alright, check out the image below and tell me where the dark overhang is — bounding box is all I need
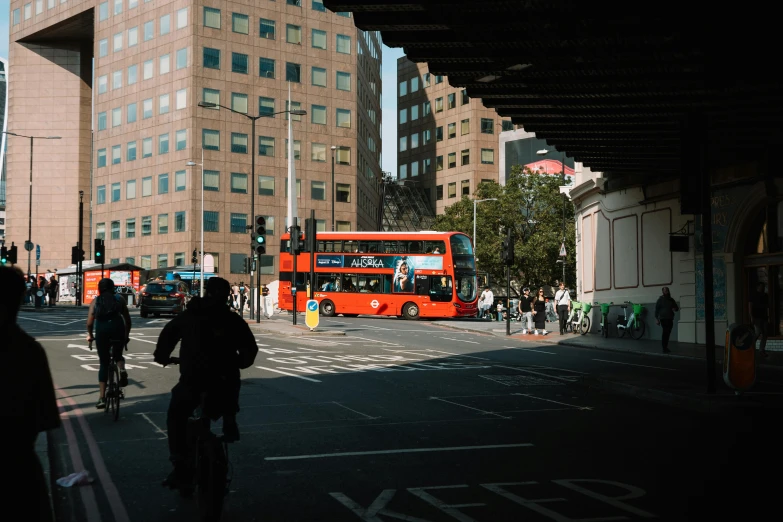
[326,1,783,182]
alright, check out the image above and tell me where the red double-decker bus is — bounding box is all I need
[278,231,478,319]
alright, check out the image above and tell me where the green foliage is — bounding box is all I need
[433,166,576,291]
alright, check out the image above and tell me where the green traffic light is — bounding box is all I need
[255,236,265,244]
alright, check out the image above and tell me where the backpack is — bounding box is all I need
[95,294,122,320]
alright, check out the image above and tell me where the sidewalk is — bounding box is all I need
[246,314,346,336]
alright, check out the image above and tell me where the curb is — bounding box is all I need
[248,324,346,336]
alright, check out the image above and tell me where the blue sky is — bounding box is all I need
[0,4,401,175]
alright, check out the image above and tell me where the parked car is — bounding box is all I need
[139,281,190,318]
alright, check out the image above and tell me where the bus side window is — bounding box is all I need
[415,275,430,295]
[381,274,392,294]
[280,240,291,253]
[408,241,423,254]
[317,274,336,291]
[343,240,356,253]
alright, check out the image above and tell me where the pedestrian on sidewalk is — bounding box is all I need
[262,284,272,318]
[0,266,61,522]
[555,282,572,335]
[47,273,58,307]
[655,286,679,353]
[532,287,549,335]
[478,286,493,320]
[749,282,770,358]
[518,287,535,334]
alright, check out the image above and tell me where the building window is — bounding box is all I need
[232,12,248,34]
[97,76,107,94]
[411,105,419,121]
[230,92,248,113]
[311,67,327,87]
[141,138,152,158]
[111,182,121,202]
[423,158,432,174]
[231,173,248,194]
[481,118,494,134]
[203,129,220,151]
[175,170,187,191]
[423,72,431,87]
[448,182,456,198]
[143,59,153,80]
[258,176,275,196]
[259,57,275,78]
[336,34,351,54]
[140,256,151,269]
[112,70,122,89]
[502,120,514,132]
[126,218,136,239]
[174,253,184,266]
[411,77,419,93]
[312,29,327,49]
[399,108,407,124]
[126,103,137,124]
[142,98,153,119]
[159,133,169,154]
[399,136,407,152]
[204,7,220,29]
[159,93,170,114]
[336,147,351,165]
[98,39,108,57]
[436,75,443,84]
[175,211,186,232]
[284,140,301,160]
[435,126,443,142]
[336,183,351,203]
[142,176,152,196]
[286,24,301,44]
[230,133,248,154]
[111,221,120,240]
[307,180,325,201]
[96,223,105,239]
[127,180,136,200]
[203,88,219,109]
[127,141,137,161]
[462,89,469,105]
[257,96,274,117]
[411,161,419,177]
[177,7,188,29]
[232,53,248,74]
[448,152,456,169]
[399,164,407,179]
[230,213,247,233]
[436,185,443,201]
[286,62,301,82]
[112,145,121,165]
[12,9,20,25]
[422,129,431,145]
[336,71,351,91]
[311,143,327,162]
[312,0,326,12]
[336,221,351,232]
[97,2,108,21]
[176,48,188,69]
[461,180,471,196]
[203,47,220,69]
[160,14,170,35]
[336,108,351,128]
[448,123,456,139]
[259,18,275,39]
[461,149,470,166]
[435,97,443,112]
[157,254,168,268]
[176,129,187,151]
[258,136,275,157]
[204,211,219,232]
[144,20,153,41]
[423,101,431,116]
[97,112,107,131]
[175,89,187,110]
[160,54,170,75]
[97,186,106,204]
[311,105,326,125]
[436,155,443,171]
[481,148,495,164]
[159,173,169,194]
[204,170,220,191]
[128,64,137,85]
[399,80,407,97]
[411,133,419,149]
[97,149,107,168]
[141,216,151,236]
[113,32,122,52]
[461,119,470,135]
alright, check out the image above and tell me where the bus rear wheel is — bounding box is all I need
[320,299,336,317]
[402,302,420,320]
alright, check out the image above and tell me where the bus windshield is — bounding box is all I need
[450,234,473,255]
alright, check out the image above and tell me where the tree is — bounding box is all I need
[433,166,576,292]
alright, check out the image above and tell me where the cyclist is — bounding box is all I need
[154,277,258,490]
[86,278,132,409]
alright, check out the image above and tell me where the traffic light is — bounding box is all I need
[500,239,508,264]
[503,228,515,265]
[304,217,317,253]
[192,249,198,264]
[8,243,17,265]
[254,216,267,255]
[290,225,300,253]
[0,245,7,265]
[71,245,85,265]
[242,257,249,274]
[94,238,105,263]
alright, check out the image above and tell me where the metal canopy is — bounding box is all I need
[326,1,783,181]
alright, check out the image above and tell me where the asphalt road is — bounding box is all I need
[21,308,781,522]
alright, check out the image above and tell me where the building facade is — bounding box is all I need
[7,0,381,279]
[396,57,512,215]
[0,57,7,243]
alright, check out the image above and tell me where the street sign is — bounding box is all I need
[305,299,320,330]
[559,243,567,257]
[36,244,41,262]
[24,240,34,252]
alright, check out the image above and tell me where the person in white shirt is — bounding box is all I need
[555,282,571,335]
[478,286,494,320]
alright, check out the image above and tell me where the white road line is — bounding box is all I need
[427,349,489,360]
[439,337,480,344]
[505,346,557,355]
[349,336,401,345]
[255,366,321,382]
[128,337,158,345]
[256,343,270,347]
[430,396,512,420]
[592,359,678,371]
[332,402,379,420]
[494,365,578,383]
[513,393,592,411]
[135,413,168,439]
[265,443,533,461]
[531,365,588,374]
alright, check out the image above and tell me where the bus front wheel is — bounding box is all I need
[320,300,336,317]
[402,302,420,320]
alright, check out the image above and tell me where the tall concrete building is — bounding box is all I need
[0,58,7,243]
[7,0,381,278]
[396,57,512,215]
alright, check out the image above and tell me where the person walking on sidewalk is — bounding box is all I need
[518,287,535,334]
[47,273,59,307]
[532,288,549,335]
[749,282,770,358]
[555,282,572,335]
[478,286,493,320]
[655,286,679,354]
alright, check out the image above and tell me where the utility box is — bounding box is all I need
[723,323,757,394]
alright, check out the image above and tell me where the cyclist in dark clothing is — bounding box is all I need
[87,278,132,409]
[154,277,258,490]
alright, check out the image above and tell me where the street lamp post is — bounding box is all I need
[473,198,498,251]
[331,145,337,231]
[186,148,205,297]
[197,102,306,321]
[3,132,62,277]
[537,148,568,284]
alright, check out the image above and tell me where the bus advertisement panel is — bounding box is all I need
[278,231,478,319]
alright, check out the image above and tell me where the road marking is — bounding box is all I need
[531,365,588,374]
[67,343,92,352]
[255,365,322,382]
[505,346,557,355]
[136,413,168,439]
[439,337,480,344]
[332,402,380,420]
[129,337,158,345]
[592,359,678,371]
[266,443,533,461]
[513,393,592,411]
[494,365,578,383]
[349,336,401,345]
[430,396,512,420]
[427,349,489,360]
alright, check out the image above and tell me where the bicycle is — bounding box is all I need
[616,301,646,340]
[168,357,231,522]
[594,302,613,338]
[89,338,126,422]
[568,301,592,335]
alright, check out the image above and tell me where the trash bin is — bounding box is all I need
[723,323,757,394]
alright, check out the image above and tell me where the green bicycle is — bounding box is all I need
[617,301,646,340]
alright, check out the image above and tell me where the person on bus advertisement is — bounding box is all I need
[393,258,415,292]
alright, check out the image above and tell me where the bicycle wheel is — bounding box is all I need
[197,436,227,522]
[580,315,591,335]
[110,365,121,421]
[629,318,646,340]
[104,367,114,417]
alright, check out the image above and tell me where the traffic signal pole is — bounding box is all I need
[291,225,299,326]
[308,210,316,296]
[77,191,83,306]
